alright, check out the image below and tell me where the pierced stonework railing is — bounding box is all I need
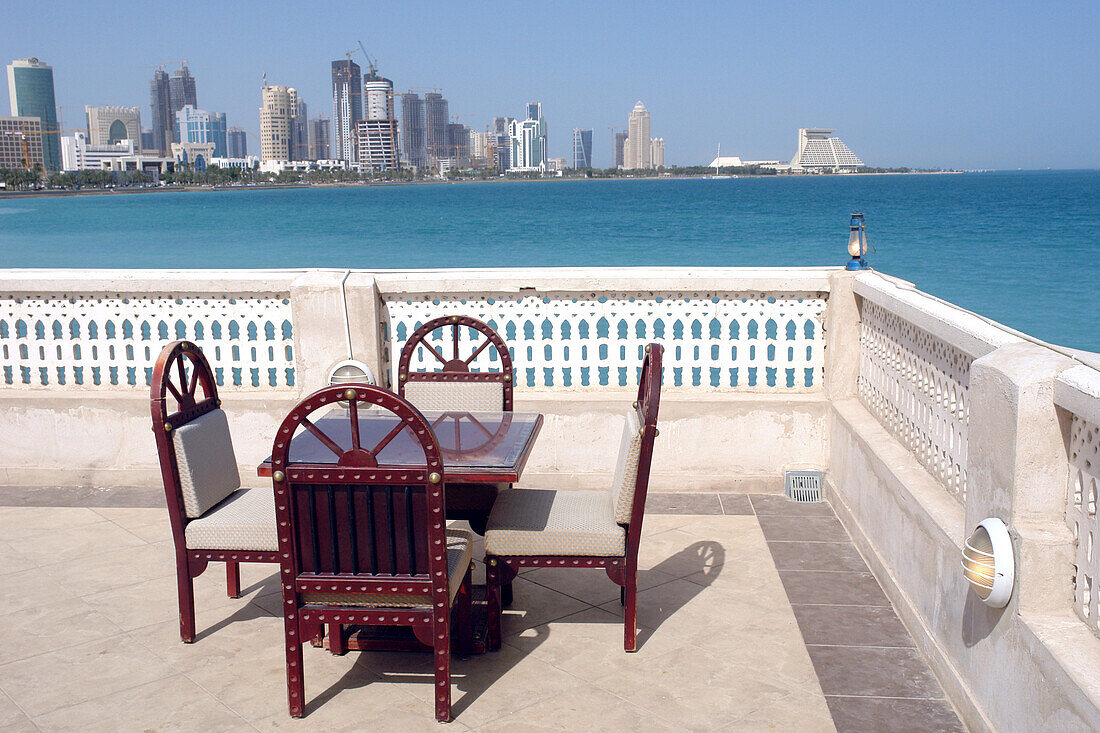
[1057,366,1100,634]
[854,274,1021,502]
[376,270,832,392]
[0,273,297,391]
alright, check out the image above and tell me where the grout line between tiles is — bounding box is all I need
[825,693,950,701]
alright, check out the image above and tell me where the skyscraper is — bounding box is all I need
[789,128,863,172]
[7,57,60,171]
[331,59,362,164]
[149,69,171,154]
[309,117,330,160]
[167,66,198,142]
[508,102,547,173]
[650,137,665,168]
[177,105,228,158]
[291,98,308,161]
[572,128,592,168]
[424,93,449,162]
[260,83,296,161]
[401,93,427,168]
[85,106,143,151]
[623,101,651,170]
[614,131,627,168]
[356,69,399,169]
[0,116,44,170]
[227,127,248,158]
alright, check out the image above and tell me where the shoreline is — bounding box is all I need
[0,169,969,200]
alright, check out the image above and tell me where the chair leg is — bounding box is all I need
[456,567,473,657]
[620,586,626,606]
[226,561,241,598]
[624,568,638,652]
[176,559,197,643]
[434,613,452,722]
[485,557,502,651]
[285,608,305,717]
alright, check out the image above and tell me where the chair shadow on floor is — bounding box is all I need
[633,539,725,650]
[192,569,282,643]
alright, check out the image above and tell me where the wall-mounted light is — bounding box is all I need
[961,518,1015,608]
[846,213,871,270]
[328,359,376,407]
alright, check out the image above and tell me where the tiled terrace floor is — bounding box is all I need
[0,490,965,732]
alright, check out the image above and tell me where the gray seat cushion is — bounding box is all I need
[172,408,241,518]
[610,409,644,523]
[184,488,278,551]
[484,488,626,557]
[403,380,503,412]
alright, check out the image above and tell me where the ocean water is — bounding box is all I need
[1,170,1097,351]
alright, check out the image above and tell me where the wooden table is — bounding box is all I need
[257,408,542,653]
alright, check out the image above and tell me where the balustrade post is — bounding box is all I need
[344,274,385,388]
[825,270,860,400]
[967,342,1076,615]
[288,271,352,394]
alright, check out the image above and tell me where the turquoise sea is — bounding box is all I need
[1,170,1097,351]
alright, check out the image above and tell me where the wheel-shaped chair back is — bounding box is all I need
[398,315,513,412]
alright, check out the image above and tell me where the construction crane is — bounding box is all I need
[357,41,378,77]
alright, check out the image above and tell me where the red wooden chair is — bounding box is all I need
[484,343,663,652]
[271,384,473,722]
[397,314,513,412]
[151,340,280,643]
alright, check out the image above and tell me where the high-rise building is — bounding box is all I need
[509,102,546,173]
[492,132,511,171]
[789,128,863,172]
[291,98,309,161]
[177,105,227,158]
[260,83,296,161]
[468,129,488,167]
[149,69,171,154]
[86,106,143,151]
[227,127,248,158]
[140,128,154,151]
[623,101,651,170]
[309,117,330,160]
[331,59,362,164]
[400,93,427,168]
[493,117,513,136]
[356,70,399,169]
[424,93,449,162]
[168,66,198,142]
[614,131,627,168]
[0,116,44,170]
[650,137,665,168]
[572,128,592,168]
[445,122,469,167]
[7,58,60,171]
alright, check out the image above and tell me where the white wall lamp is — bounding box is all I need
[326,270,376,400]
[961,518,1015,608]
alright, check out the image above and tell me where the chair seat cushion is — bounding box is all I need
[300,528,474,608]
[403,379,504,412]
[484,488,626,557]
[172,408,241,518]
[184,488,278,551]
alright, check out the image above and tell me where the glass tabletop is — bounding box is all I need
[267,409,542,478]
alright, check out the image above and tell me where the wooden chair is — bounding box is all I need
[151,340,280,643]
[397,314,514,412]
[271,384,474,722]
[484,343,663,652]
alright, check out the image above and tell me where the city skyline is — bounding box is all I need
[1,1,1098,169]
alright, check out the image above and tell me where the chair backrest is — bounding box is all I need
[270,384,450,607]
[151,340,240,531]
[620,344,663,550]
[398,315,513,412]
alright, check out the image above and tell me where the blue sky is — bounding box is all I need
[3,1,1097,169]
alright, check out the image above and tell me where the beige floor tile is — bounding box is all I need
[0,540,38,576]
[721,689,836,732]
[253,685,472,732]
[92,507,173,543]
[473,681,681,732]
[41,540,176,597]
[14,520,147,565]
[31,674,253,733]
[0,690,36,733]
[0,568,77,616]
[503,607,687,681]
[497,576,592,640]
[0,634,174,717]
[521,565,678,606]
[131,614,283,674]
[0,506,105,540]
[598,578,749,644]
[636,527,731,579]
[593,644,794,730]
[0,597,123,666]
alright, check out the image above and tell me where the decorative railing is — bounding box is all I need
[376,269,832,392]
[855,274,1021,502]
[0,272,297,390]
[1057,365,1100,634]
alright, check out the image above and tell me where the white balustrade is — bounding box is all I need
[381,288,828,392]
[0,290,295,390]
